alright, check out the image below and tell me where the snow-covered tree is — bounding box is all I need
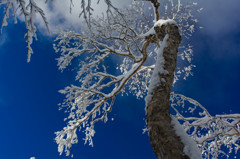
[51,1,201,158]
[1,0,239,158]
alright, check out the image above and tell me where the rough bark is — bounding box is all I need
[146,23,190,159]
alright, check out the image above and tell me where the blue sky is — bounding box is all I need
[0,0,240,159]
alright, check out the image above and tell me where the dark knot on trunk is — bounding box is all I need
[154,23,181,46]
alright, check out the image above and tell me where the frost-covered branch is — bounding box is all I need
[74,0,123,28]
[54,50,148,156]
[171,93,240,158]
[54,7,154,155]
[0,0,49,62]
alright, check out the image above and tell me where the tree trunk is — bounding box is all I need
[146,23,190,159]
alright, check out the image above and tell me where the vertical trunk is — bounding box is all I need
[146,23,189,159]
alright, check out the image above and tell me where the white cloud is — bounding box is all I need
[15,0,240,37]
[34,0,82,34]
[33,0,131,35]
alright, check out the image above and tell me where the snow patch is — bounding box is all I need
[154,19,177,27]
[138,27,155,38]
[171,117,201,159]
[138,19,176,38]
[145,34,169,108]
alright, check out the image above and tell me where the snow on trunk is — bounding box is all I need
[145,19,200,159]
[171,117,201,159]
[145,34,169,107]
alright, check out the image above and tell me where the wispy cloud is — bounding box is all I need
[194,0,240,59]
[197,0,240,36]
